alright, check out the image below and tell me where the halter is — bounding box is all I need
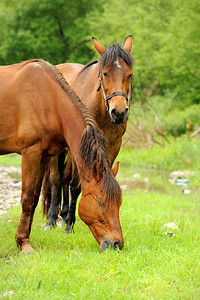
[97,74,132,111]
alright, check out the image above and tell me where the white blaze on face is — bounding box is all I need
[114,59,122,68]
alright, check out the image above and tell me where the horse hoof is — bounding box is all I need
[20,244,35,255]
[44,222,56,231]
[65,225,75,235]
[44,224,52,231]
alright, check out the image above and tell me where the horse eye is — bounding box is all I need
[100,220,105,224]
[95,197,105,208]
[128,74,133,79]
[103,72,108,78]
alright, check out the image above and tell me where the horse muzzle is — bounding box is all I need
[100,237,124,251]
[110,108,129,124]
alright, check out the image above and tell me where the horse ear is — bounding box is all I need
[92,161,103,182]
[123,35,133,52]
[111,161,119,177]
[92,37,106,56]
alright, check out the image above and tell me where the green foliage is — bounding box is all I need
[0,0,99,65]
[163,104,200,135]
[133,99,200,136]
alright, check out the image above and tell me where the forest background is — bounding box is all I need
[0,0,199,144]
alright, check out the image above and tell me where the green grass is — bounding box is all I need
[0,188,200,299]
[0,154,21,167]
[0,141,200,299]
[119,138,200,171]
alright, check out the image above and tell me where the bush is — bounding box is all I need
[163,104,200,135]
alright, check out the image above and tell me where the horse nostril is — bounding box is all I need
[100,240,109,251]
[111,108,128,118]
[125,107,129,114]
[101,239,124,251]
[113,240,120,250]
[111,108,118,117]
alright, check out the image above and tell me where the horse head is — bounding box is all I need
[93,36,133,124]
[78,161,124,251]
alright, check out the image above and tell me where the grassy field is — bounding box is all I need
[0,141,200,299]
[119,138,200,172]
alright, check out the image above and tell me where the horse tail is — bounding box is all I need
[42,166,51,216]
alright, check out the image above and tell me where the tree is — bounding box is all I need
[0,0,100,65]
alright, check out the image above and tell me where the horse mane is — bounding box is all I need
[27,59,121,206]
[77,43,133,78]
[79,60,98,74]
[80,124,122,205]
[99,43,134,69]
[25,59,92,126]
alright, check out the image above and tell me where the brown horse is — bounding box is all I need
[0,59,124,253]
[43,36,133,233]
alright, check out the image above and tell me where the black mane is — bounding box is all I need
[78,43,133,76]
[80,124,121,205]
[100,44,133,69]
[80,60,98,74]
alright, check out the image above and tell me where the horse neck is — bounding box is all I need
[70,63,107,122]
[56,92,90,180]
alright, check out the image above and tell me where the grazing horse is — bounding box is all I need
[0,59,124,253]
[43,36,133,233]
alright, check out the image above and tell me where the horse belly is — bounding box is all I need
[0,107,19,154]
[0,131,19,154]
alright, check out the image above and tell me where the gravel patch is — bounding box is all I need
[0,167,21,215]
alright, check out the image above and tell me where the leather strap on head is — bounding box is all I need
[97,74,132,111]
[105,92,128,102]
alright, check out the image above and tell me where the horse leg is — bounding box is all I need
[65,183,81,234]
[16,148,47,254]
[60,154,72,223]
[44,155,61,230]
[60,179,69,224]
[65,162,81,234]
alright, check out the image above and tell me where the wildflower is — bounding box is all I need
[144,190,148,192]
[110,269,114,273]
[137,189,140,192]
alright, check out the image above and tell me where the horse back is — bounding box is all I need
[0,60,66,155]
[57,63,83,83]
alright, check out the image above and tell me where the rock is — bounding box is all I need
[163,222,179,230]
[120,184,128,190]
[181,189,191,194]
[2,290,14,297]
[133,173,141,178]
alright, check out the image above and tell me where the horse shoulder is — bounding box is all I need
[57,63,83,83]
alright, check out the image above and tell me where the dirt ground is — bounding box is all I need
[0,167,21,215]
